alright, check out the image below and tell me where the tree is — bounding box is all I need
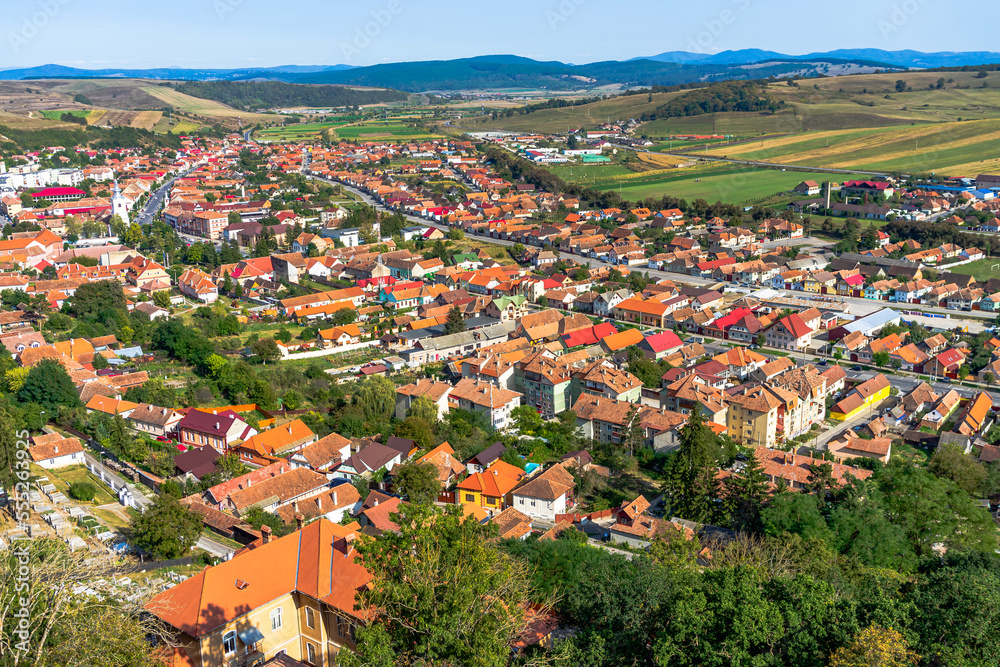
[69,482,96,502]
[91,353,109,371]
[129,495,201,559]
[392,461,440,504]
[18,359,81,414]
[662,409,726,523]
[340,504,543,667]
[394,416,434,450]
[252,337,280,364]
[407,394,439,423]
[282,389,303,410]
[444,305,465,334]
[895,79,908,92]
[152,289,172,308]
[69,281,127,320]
[537,295,549,308]
[829,625,919,667]
[722,451,768,532]
[929,443,987,496]
[872,350,890,368]
[215,451,248,480]
[353,375,396,420]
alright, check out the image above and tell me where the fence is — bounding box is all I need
[437,492,456,504]
[120,556,195,573]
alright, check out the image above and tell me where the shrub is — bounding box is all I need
[69,481,97,502]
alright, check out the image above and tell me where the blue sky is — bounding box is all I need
[3,0,994,69]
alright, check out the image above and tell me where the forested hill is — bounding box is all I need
[173,81,409,110]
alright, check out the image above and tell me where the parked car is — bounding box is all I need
[851,365,862,371]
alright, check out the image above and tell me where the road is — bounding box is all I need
[197,534,237,559]
[134,167,195,227]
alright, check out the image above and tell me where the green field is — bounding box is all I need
[547,163,637,182]
[38,109,90,121]
[257,121,344,141]
[944,258,1000,282]
[591,166,872,204]
[333,123,442,139]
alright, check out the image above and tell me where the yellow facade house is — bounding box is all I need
[146,519,367,667]
[830,374,891,421]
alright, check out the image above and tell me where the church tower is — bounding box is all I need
[111,180,129,225]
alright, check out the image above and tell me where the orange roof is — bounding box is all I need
[145,519,368,637]
[455,460,524,497]
[602,328,644,351]
[238,419,314,457]
[85,395,138,415]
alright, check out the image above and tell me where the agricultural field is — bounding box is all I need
[455,89,690,133]
[591,166,872,204]
[38,109,90,122]
[257,121,345,142]
[699,118,1000,175]
[139,86,277,124]
[332,123,443,140]
[943,257,1000,282]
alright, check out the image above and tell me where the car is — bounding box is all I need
[156,435,172,443]
[851,365,862,371]
[818,360,828,366]
[940,377,952,384]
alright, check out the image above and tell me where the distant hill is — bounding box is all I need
[638,49,1000,69]
[174,81,408,110]
[292,54,902,92]
[0,64,355,82]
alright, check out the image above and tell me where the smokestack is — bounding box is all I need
[295,512,304,530]
[824,182,831,210]
[261,524,271,544]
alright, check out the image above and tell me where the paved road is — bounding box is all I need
[197,534,236,559]
[134,168,195,226]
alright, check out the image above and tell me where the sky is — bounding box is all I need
[3,0,997,70]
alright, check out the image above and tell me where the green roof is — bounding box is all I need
[451,253,478,264]
[492,295,526,308]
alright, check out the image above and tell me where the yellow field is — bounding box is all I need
[637,151,691,169]
[129,110,163,130]
[139,87,277,123]
[86,109,106,125]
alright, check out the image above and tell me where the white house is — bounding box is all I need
[28,436,85,469]
[510,464,574,522]
[594,288,632,317]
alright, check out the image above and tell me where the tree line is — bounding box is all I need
[174,81,408,111]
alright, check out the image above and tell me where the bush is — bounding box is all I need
[69,481,97,502]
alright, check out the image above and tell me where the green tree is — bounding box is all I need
[91,353,108,371]
[392,461,441,504]
[17,359,81,413]
[407,394,439,423]
[662,409,726,523]
[69,281,127,321]
[69,481,96,501]
[872,350,890,368]
[722,451,768,532]
[340,503,542,667]
[444,305,465,334]
[929,443,987,496]
[354,375,396,421]
[152,289,172,308]
[129,495,201,559]
[215,451,248,480]
[394,416,434,450]
[282,389,304,410]
[252,337,281,364]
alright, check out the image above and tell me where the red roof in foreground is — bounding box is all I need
[643,330,683,352]
[562,322,618,348]
[31,187,85,198]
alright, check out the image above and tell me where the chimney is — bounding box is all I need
[261,524,271,544]
[374,498,379,506]
[295,512,304,530]
[292,500,299,512]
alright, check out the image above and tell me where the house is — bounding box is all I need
[144,519,369,667]
[448,378,522,430]
[486,295,528,322]
[273,484,361,525]
[766,313,813,350]
[318,324,362,348]
[637,331,684,360]
[335,443,402,479]
[755,447,872,490]
[830,374,891,421]
[919,389,962,431]
[827,432,892,464]
[129,403,183,438]
[178,267,219,303]
[417,442,466,485]
[511,463,575,522]
[27,435,84,469]
[177,409,257,451]
[234,419,317,467]
[571,359,643,403]
[924,348,966,378]
[955,391,992,436]
[454,460,525,512]
[223,467,331,516]
[491,507,533,540]
[174,446,222,480]
[290,432,353,473]
[466,442,506,474]
[394,379,453,421]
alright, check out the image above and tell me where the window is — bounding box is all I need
[305,606,315,629]
[223,631,237,654]
[337,615,350,638]
[306,642,316,664]
[465,493,475,502]
[270,607,283,631]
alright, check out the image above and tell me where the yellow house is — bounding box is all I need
[454,460,525,510]
[145,519,367,667]
[801,276,821,293]
[830,374,891,420]
[724,384,798,448]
